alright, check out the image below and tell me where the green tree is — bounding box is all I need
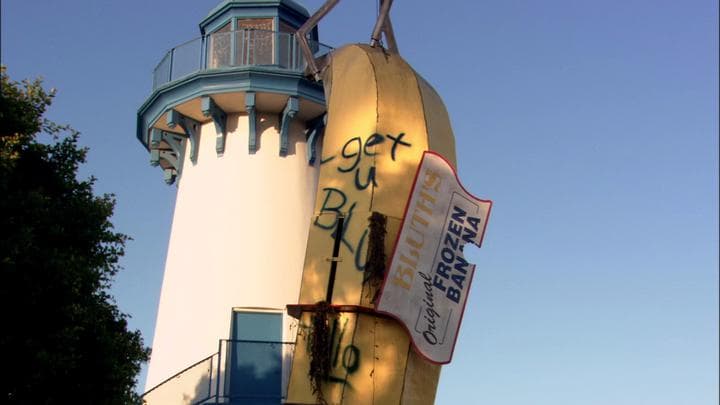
[0,66,150,404]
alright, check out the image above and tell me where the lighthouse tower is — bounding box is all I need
[136,1,328,403]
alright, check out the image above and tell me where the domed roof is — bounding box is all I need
[200,0,311,34]
[205,0,309,20]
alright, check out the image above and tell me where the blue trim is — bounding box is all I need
[159,150,179,170]
[150,127,163,148]
[167,109,200,163]
[168,49,175,85]
[163,168,176,185]
[150,149,160,167]
[200,34,207,70]
[245,92,257,154]
[148,128,187,185]
[239,29,247,67]
[273,16,281,65]
[201,96,228,155]
[230,18,238,66]
[150,128,186,174]
[305,113,326,164]
[137,111,148,149]
[136,67,324,148]
[205,17,233,38]
[149,128,163,166]
[204,11,277,34]
[163,132,186,171]
[279,96,299,156]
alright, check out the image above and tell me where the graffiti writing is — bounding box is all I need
[300,317,360,387]
[316,133,412,271]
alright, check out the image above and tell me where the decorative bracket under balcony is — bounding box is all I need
[149,128,186,185]
[245,92,258,154]
[305,113,326,165]
[201,96,228,156]
[279,96,299,157]
[167,109,200,163]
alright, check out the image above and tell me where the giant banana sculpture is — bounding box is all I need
[286,1,457,403]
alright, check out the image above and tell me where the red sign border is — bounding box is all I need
[375,150,493,365]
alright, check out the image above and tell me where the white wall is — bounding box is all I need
[145,112,319,392]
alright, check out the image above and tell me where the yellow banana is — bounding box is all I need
[286,43,457,405]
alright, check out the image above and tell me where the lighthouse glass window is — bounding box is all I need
[227,310,282,403]
[278,22,296,69]
[235,18,274,66]
[208,22,231,68]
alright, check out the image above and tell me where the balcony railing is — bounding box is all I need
[151,30,333,90]
[142,340,296,405]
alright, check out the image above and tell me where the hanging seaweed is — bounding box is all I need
[364,212,387,303]
[308,301,336,405]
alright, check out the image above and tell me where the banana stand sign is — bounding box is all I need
[377,151,492,364]
[285,1,493,403]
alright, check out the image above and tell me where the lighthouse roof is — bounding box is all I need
[200,0,310,34]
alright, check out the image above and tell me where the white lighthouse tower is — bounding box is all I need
[136,1,328,403]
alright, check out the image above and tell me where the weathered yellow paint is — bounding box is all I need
[340,314,409,404]
[415,75,457,165]
[287,43,455,404]
[400,349,442,405]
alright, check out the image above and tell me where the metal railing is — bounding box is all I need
[152,30,333,90]
[141,353,217,405]
[142,340,296,405]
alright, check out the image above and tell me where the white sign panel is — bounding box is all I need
[377,151,492,364]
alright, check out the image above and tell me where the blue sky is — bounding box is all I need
[2,0,718,403]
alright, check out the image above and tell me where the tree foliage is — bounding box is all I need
[0,66,150,404]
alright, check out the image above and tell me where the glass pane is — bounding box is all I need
[227,341,282,404]
[170,38,201,81]
[231,311,281,341]
[209,23,231,68]
[236,19,274,66]
[236,29,274,66]
[228,311,282,404]
[253,30,274,65]
[278,23,296,69]
[277,32,291,69]
[153,51,172,89]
